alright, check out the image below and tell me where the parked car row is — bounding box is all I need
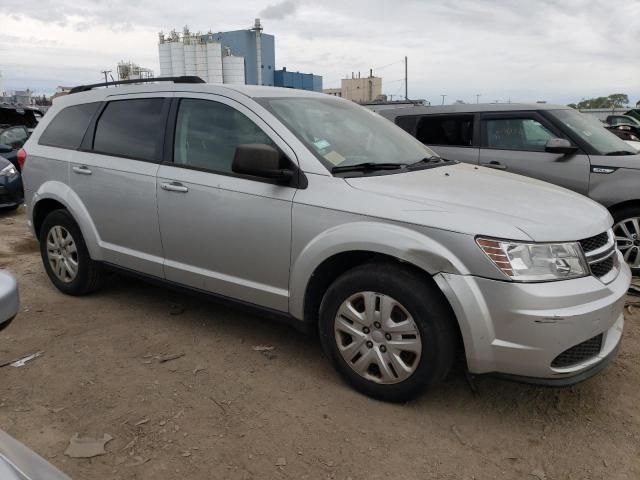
[15,78,630,403]
[379,103,640,274]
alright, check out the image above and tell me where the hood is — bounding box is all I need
[592,151,640,169]
[345,162,611,242]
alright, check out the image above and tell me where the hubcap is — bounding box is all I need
[334,291,422,385]
[46,226,78,283]
[613,217,640,269]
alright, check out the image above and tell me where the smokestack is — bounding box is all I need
[252,18,263,85]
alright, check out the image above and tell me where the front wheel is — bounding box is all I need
[319,262,457,402]
[612,206,640,275]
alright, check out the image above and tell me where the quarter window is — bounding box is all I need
[484,118,555,152]
[93,98,165,162]
[415,115,473,146]
[173,99,275,173]
[39,102,100,149]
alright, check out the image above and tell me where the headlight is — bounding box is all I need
[476,237,588,282]
[0,164,17,178]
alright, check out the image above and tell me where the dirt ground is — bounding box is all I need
[1,207,639,480]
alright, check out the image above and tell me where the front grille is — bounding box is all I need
[551,334,603,368]
[579,232,609,253]
[590,256,615,277]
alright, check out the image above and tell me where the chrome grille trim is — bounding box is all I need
[580,230,617,282]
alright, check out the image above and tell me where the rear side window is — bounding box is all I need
[93,98,165,162]
[415,115,473,146]
[39,102,100,149]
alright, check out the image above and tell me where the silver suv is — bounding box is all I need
[379,104,640,274]
[21,79,631,401]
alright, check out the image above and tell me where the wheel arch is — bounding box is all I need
[30,182,102,260]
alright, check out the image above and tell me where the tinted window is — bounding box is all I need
[415,115,473,146]
[484,118,555,152]
[174,99,275,173]
[0,126,29,149]
[39,103,100,149]
[93,99,165,162]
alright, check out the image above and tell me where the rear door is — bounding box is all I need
[70,94,170,277]
[396,114,479,164]
[478,112,590,194]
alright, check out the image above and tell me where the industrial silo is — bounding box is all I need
[222,55,245,84]
[206,42,223,84]
[195,42,209,82]
[183,43,196,76]
[170,41,185,76]
[158,34,173,77]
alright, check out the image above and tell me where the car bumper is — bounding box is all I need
[434,252,630,382]
[0,174,23,209]
[0,271,19,331]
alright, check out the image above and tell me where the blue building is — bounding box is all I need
[199,24,275,86]
[274,68,323,92]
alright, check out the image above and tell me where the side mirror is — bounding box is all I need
[0,144,12,154]
[232,144,294,183]
[545,138,577,155]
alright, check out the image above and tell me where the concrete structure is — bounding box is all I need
[117,61,154,81]
[324,72,382,103]
[274,68,322,92]
[340,72,382,103]
[158,21,273,86]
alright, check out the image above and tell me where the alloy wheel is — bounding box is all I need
[334,291,422,384]
[613,217,640,269]
[46,225,79,283]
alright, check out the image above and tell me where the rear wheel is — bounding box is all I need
[40,209,103,295]
[319,262,457,402]
[612,206,640,275]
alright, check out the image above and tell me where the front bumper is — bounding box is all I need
[435,251,630,382]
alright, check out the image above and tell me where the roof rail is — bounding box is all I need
[69,76,206,94]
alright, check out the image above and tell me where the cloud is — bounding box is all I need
[260,0,300,20]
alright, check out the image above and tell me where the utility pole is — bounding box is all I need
[475,94,481,104]
[440,94,447,105]
[101,70,112,87]
[404,56,408,101]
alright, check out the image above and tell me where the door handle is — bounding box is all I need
[480,162,507,170]
[160,181,189,193]
[72,165,92,175]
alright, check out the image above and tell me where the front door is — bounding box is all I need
[156,95,297,312]
[478,112,590,195]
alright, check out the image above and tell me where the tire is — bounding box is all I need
[318,262,457,402]
[611,205,640,276]
[39,209,103,295]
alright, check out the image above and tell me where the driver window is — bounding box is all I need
[174,99,275,173]
[484,118,555,152]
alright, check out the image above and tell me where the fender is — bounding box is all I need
[30,180,104,261]
[288,221,470,319]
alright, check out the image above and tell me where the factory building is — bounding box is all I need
[273,68,322,92]
[323,71,383,103]
[158,20,321,91]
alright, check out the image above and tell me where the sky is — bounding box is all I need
[0,0,638,106]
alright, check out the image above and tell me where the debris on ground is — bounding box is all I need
[158,353,185,363]
[275,457,287,466]
[64,433,113,458]
[193,365,205,375]
[252,345,275,351]
[125,456,149,467]
[0,351,44,368]
[530,468,547,480]
[134,418,149,426]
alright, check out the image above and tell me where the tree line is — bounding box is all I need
[568,93,639,110]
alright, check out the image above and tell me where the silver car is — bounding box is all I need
[379,104,640,274]
[0,430,70,480]
[20,79,631,401]
[0,270,18,332]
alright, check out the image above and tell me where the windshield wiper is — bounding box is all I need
[606,150,635,156]
[331,162,406,173]
[407,156,445,169]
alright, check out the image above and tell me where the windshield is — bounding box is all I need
[551,109,636,155]
[257,96,438,171]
